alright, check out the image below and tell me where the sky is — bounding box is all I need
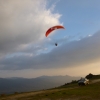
[0,0,100,78]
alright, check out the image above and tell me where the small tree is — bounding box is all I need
[85,73,93,79]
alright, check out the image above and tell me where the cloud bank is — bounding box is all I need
[0,31,100,70]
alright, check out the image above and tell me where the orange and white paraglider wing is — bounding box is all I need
[45,25,65,37]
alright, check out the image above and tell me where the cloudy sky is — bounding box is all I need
[0,0,100,78]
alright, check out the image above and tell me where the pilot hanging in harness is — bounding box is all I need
[55,43,58,46]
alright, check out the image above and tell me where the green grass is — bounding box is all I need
[0,80,100,100]
[16,82,100,100]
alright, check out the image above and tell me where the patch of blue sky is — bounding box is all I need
[47,0,100,42]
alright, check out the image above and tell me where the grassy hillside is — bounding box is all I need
[0,74,100,100]
[0,80,100,100]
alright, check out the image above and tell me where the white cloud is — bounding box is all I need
[0,0,61,56]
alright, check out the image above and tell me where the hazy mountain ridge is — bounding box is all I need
[0,75,80,94]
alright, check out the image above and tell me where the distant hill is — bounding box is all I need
[0,75,80,94]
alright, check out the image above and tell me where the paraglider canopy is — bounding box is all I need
[45,25,65,47]
[45,25,65,37]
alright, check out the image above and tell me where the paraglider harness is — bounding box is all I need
[55,43,57,46]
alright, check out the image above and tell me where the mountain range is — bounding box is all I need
[0,75,80,94]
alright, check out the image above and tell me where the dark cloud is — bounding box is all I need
[0,31,100,70]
